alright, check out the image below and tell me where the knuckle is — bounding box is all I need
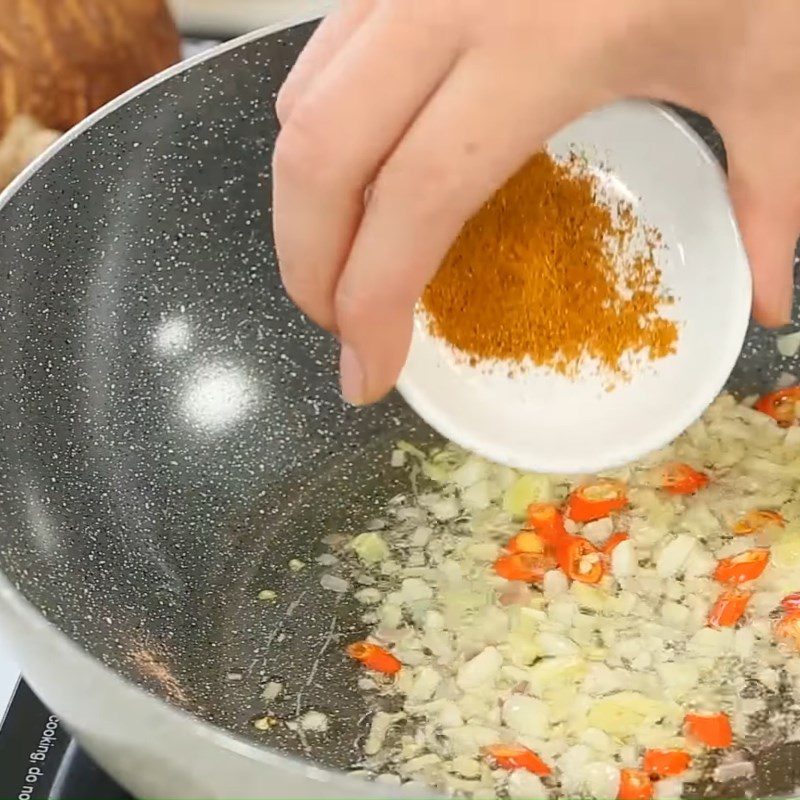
[282,267,336,330]
[272,104,338,188]
[334,280,374,329]
[376,158,468,225]
[335,270,415,336]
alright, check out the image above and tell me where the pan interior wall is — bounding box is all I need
[0,17,797,788]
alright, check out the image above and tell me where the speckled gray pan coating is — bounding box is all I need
[0,19,798,799]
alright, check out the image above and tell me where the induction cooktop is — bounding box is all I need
[0,678,132,799]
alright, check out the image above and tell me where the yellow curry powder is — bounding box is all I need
[421,151,678,378]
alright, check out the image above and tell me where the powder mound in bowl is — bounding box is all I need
[421,150,678,379]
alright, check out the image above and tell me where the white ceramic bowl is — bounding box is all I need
[397,100,752,474]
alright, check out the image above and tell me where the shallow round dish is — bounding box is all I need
[397,100,752,474]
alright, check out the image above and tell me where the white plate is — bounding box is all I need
[397,100,751,475]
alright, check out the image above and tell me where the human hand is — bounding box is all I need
[273,0,800,405]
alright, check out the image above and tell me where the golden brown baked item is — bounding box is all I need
[0,0,181,137]
[0,115,60,189]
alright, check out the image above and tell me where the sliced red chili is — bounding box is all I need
[775,611,800,649]
[707,589,752,628]
[601,531,630,556]
[346,642,402,675]
[483,744,551,775]
[618,768,653,800]
[657,463,709,495]
[755,386,800,427]
[732,509,785,535]
[506,530,545,555]
[556,535,604,584]
[643,748,692,778]
[526,503,568,545]
[493,552,555,583]
[714,549,769,584]
[781,593,800,612]
[566,480,628,522]
[684,712,733,748]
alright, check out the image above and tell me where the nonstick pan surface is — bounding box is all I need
[0,18,797,800]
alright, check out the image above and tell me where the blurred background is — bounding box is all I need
[171,0,332,35]
[0,0,331,192]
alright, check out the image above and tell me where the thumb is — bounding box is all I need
[728,161,798,328]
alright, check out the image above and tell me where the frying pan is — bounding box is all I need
[0,17,797,800]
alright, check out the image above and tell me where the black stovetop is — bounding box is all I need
[0,679,132,800]
[50,746,133,800]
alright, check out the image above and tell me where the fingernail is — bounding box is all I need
[339,344,365,405]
